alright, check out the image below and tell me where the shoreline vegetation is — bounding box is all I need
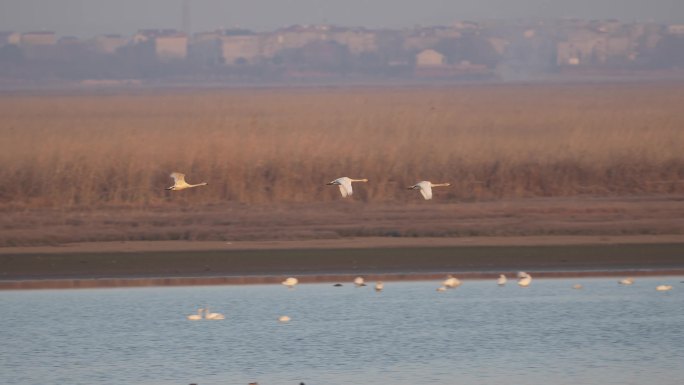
[1,83,682,247]
[1,84,683,289]
[1,83,683,209]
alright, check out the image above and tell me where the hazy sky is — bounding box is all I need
[1,0,683,37]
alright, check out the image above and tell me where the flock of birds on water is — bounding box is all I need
[187,272,675,321]
[167,172,450,200]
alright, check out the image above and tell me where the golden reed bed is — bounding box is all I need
[1,83,683,207]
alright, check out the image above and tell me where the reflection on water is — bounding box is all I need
[1,277,683,385]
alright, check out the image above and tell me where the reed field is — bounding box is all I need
[1,83,683,207]
[1,83,683,245]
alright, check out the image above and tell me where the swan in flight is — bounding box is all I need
[326,177,368,198]
[618,278,634,285]
[187,308,203,321]
[282,277,298,288]
[375,281,384,292]
[443,275,461,288]
[497,274,507,286]
[407,181,450,200]
[656,285,673,291]
[166,172,208,191]
[205,307,225,320]
[354,276,366,287]
[518,272,532,287]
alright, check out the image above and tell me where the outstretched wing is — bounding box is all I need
[338,179,353,197]
[170,172,186,184]
[419,182,432,200]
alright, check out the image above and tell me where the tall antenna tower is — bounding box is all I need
[182,0,191,35]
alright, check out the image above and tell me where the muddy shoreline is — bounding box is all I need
[2,236,684,289]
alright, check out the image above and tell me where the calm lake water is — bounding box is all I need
[2,277,683,385]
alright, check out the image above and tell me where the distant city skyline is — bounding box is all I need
[1,0,683,37]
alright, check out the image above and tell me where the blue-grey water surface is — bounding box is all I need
[2,277,683,385]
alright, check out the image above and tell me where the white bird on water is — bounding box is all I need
[407,181,451,200]
[443,275,461,288]
[326,177,369,198]
[656,285,673,291]
[497,274,507,286]
[282,277,299,288]
[278,315,291,323]
[205,307,225,320]
[354,276,366,287]
[618,278,634,285]
[187,308,203,321]
[518,272,532,287]
[375,281,384,292]
[166,172,208,191]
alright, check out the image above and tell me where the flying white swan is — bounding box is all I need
[166,172,208,191]
[282,277,299,288]
[407,181,450,200]
[326,177,369,198]
[354,276,366,287]
[518,273,532,287]
[618,278,634,285]
[187,308,203,321]
[443,275,461,288]
[656,285,673,291]
[205,307,225,320]
[375,281,384,292]
[497,274,507,286]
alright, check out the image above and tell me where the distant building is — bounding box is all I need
[21,31,56,46]
[274,25,330,50]
[92,34,128,54]
[189,31,223,65]
[403,27,461,51]
[556,41,585,65]
[667,24,684,35]
[330,28,377,55]
[133,29,187,60]
[0,31,21,46]
[156,34,188,59]
[219,31,260,64]
[58,36,80,45]
[416,49,445,67]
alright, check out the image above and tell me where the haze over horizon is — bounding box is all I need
[1,0,683,37]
